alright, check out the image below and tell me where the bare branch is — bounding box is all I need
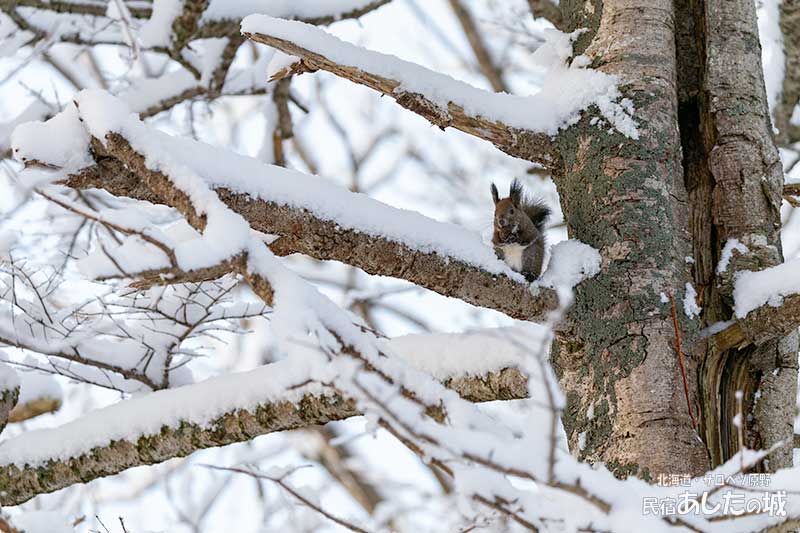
[300,426,383,515]
[447,0,508,93]
[7,397,61,423]
[204,465,371,533]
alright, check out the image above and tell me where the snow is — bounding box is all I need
[659,292,669,304]
[683,282,701,319]
[0,270,231,392]
[119,70,199,114]
[138,0,183,48]
[537,240,601,288]
[183,38,230,86]
[716,238,749,274]
[0,361,19,392]
[17,7,126,47]
[16,369,62,404]
[733,258,800,318]
[0,230,16,260]
[10,104,91,169]
[223,49,276,93]
[0,12,34,57]
[387,326,545,380]
[203,0,385,22]
[78,233,174,278]
[240,16,639,138]
[577,431,587,450]
[0,101,50,154]
[75,90,253,272]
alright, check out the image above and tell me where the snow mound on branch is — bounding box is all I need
[10,104,91,169]
[733,258,800,318]
[537,240,601,289]
[138,0,183,48]
[388,326,548,380]
[0,101,50,155]
[240,16,639,138]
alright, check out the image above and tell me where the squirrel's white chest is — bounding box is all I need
[500,243,526,272]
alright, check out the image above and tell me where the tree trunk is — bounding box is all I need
[552,0,798,478]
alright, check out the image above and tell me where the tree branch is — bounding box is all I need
[301,426,384,515]
[0,0,150,19]
[0,364,526,506]
[526,0,565,30]
[447,0,508,93]
[243,24,559,167]
[712,293,800,350]
[61,141,559,322]
[7,397,60,424]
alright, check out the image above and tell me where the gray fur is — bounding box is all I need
[491,179,550,281]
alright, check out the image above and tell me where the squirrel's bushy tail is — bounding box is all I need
[510,178,550,233]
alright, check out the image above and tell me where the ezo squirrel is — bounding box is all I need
[491,179,550,282]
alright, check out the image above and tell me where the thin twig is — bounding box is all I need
[668,292,697,428]
[202,465,371,533]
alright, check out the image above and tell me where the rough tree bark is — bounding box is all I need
[553,0,798,478]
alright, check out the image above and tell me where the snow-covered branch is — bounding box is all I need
[713,258,800,349]
[243,17,638,166]
[33,95,562,321]
[0,338,527,506]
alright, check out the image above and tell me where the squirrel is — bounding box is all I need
[491,179,550,282]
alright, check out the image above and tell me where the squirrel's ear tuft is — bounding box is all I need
[509,178,523,206]
[490,183,500,205]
